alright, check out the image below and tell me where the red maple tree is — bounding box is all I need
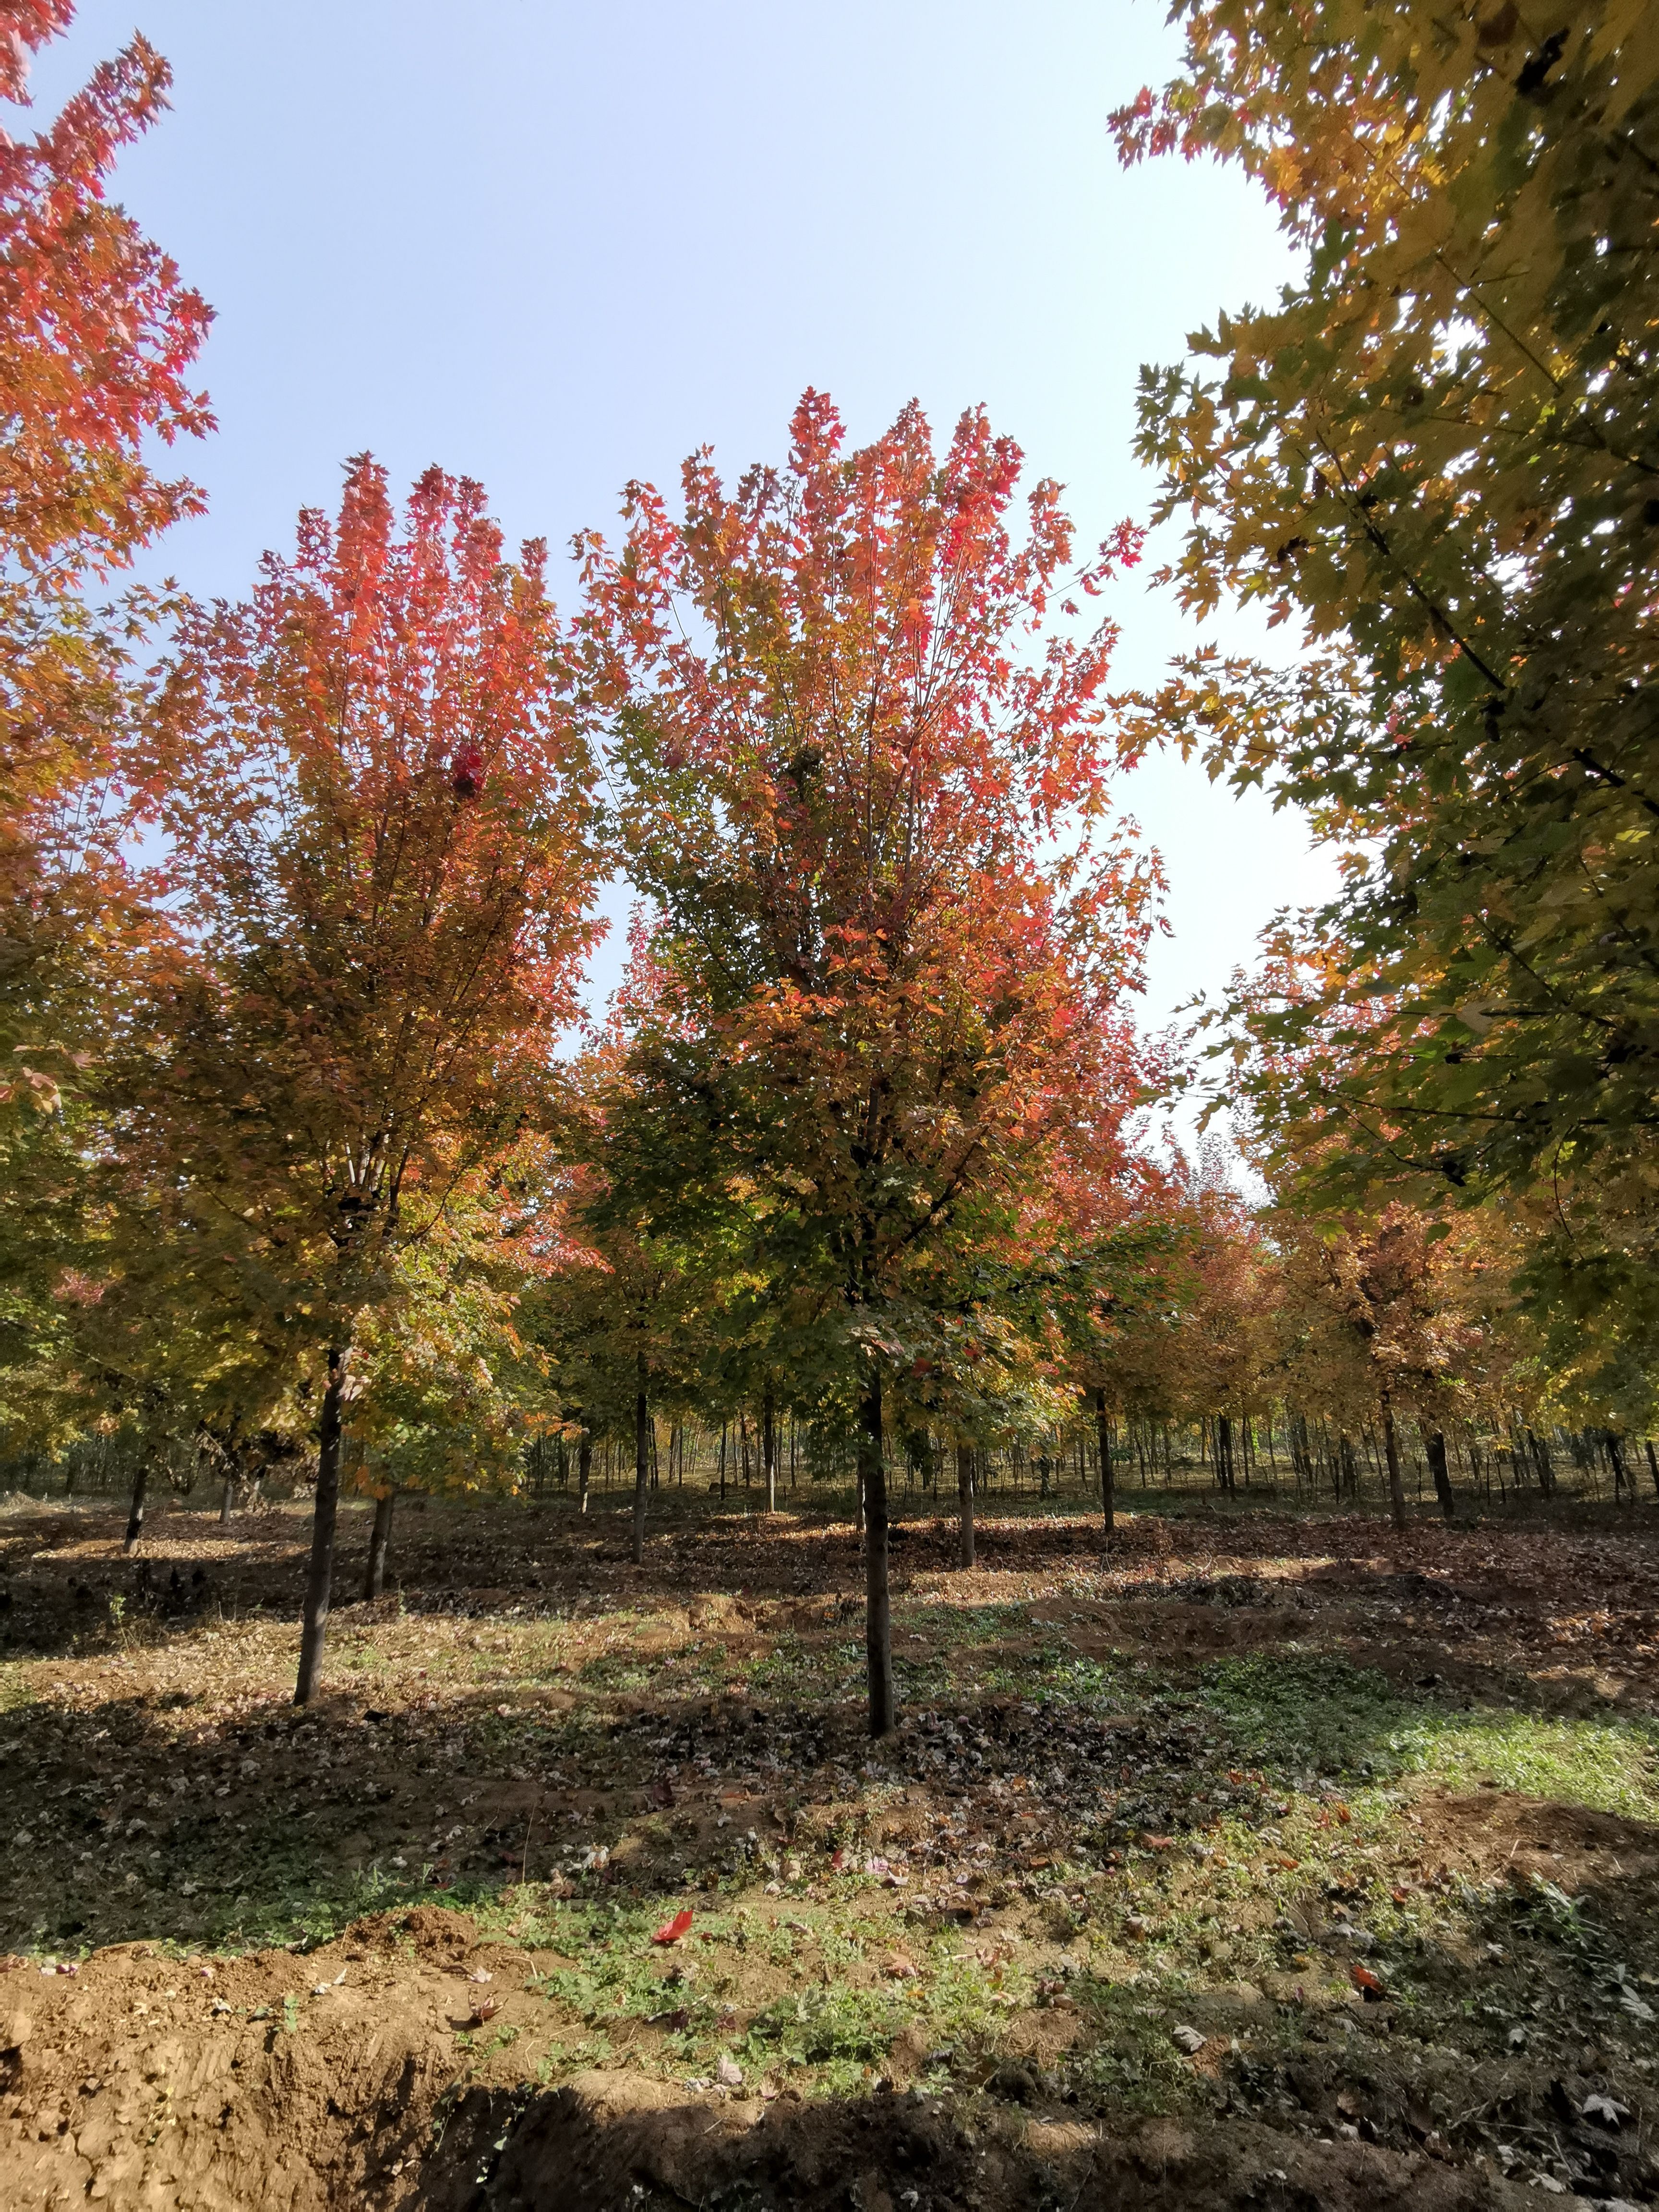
[129,457,601,1701]
[583,393,1156,1731]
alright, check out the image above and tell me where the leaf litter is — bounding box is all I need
[0,1492,1655,2206]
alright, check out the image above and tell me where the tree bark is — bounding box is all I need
[577,1431,591,1515]
[1606,1428,1630,1503]
[1424,1427,1455,1521]
[295,1346,348,1706]
[218,1472,236,1527]
[1647,1438,1659,1500]
[632,1355,649,1564]
[1096,1387,1115,1539]
[763,1383,777,1514]
[1382,1403,1408,1533]
[955,1439,975,1569]
[1215,1414,1235,1495]
[1526,1427,1555,1497]
[123,1457,150,1555]
[861,1367,893,1737]
[1338,1432,1359,1502]
[364,1489,395,1599]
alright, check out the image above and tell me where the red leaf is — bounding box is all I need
[652,1910,694,1946]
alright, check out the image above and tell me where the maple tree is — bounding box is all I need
[582,392,1156,1732]
[0,1,213,1464]
[121,457,601,1701]
[1114,0,1659,1377]
[0,0,212,1107]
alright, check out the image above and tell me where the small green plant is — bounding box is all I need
[281,1992,300,2035]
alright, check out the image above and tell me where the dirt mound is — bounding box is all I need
[0,1917,502,2209]
[0,1930,1545,2212]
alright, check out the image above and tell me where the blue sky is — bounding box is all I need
[36,0,1336,1030]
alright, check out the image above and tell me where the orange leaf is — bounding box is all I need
[652,1910,694,1945]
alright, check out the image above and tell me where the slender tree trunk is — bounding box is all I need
[218,1472,235,1527]
[364,1489,395,1599]
[1095,1387,1115,1539]
[633,1355,649,1564]
[1215,1413,1236,1495]
[1647,1438,1659,1500]
[1338,1432,1358,1502]
[955,1440,975,1569]
[577,1431,591,1515]
[862,1367,893,1736]
[1382,1402,1407,1533]
[1424,1427,1455,1521]
[1607,1429,1631,1503]
[295,1346,348,1706]
[763,1383,777,1514]
[123,1457,150,1555]
[1526,1427,1555,1497]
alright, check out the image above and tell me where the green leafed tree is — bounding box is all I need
[1114,0,1659,1349]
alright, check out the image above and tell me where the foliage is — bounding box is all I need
[582,391,1157,1442]
[1114,0,1659,1357]
[123,457,601,1372]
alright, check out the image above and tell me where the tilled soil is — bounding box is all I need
[0,1913,1546,2212]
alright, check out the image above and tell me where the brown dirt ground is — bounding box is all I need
[0,1915,1543,2212]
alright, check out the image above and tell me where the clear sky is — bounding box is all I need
[34,0,1336,1031]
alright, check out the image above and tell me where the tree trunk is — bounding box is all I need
[577,1431,591,1515]
[1338,1432,1358,1502]
[295,1347,348,1706]
[1095,1387,1115,1539]
[1607,1428,1630,1503]
[861,1367,893,1736]
[955,1440,975,1569]
[763,1383,777,1514]
[123,1457,150,1555]
[1382,1403,1407,1533]
[1647,1438,1659,1500]
[364,1489,395,1599]
[632,1356,649,1564]
[1424,1427,1455,1521]
[218,1470,236,1526]
[1215,1414,1235,1495]
[1526,1427,1555,1497]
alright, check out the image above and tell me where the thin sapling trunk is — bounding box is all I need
[1424,1427,1455,1521]
[1095,1387,1114,1539]
[364,1489,395,1599]
[632,1356,649,1564]
[295,1346,348,1706]
[577,1431,591,1515]
[861,1366,893,1736]
[123,1456,150,1556]
[763,1383,777,1514]
[1382,1403,1407,1533]
[955,1440,975,1569]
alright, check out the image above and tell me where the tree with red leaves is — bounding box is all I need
[583,394,1155,1735]
[127,458,601,1703]
[0,0,212,1119]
